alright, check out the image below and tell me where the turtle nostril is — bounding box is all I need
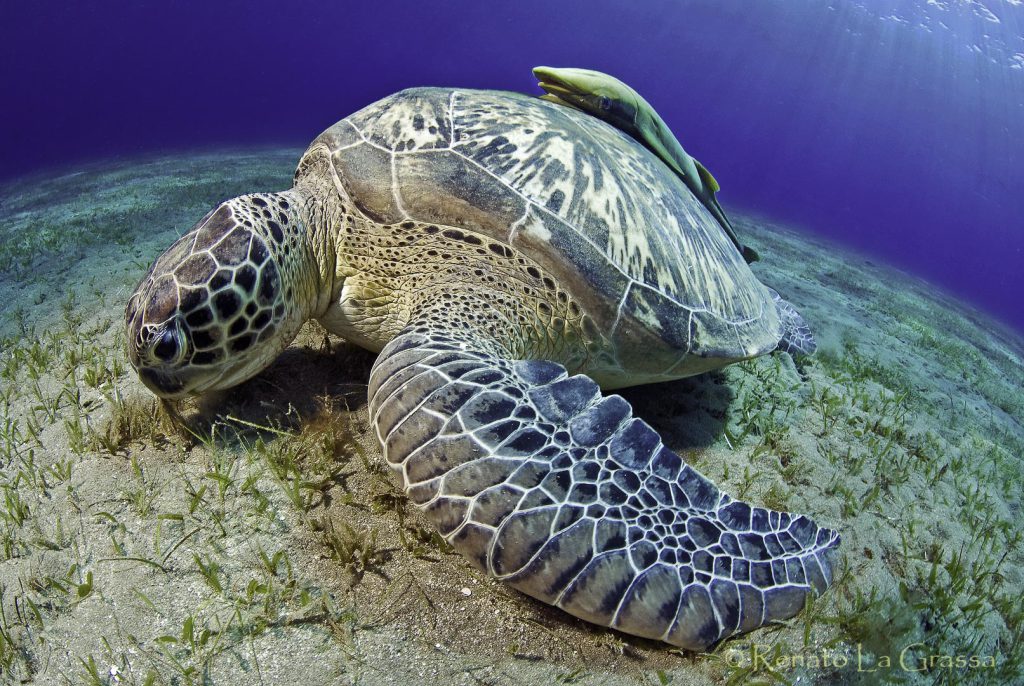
[154,328,179,362]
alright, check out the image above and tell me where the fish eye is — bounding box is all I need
[600,96,611,111]
[154,328,180,362]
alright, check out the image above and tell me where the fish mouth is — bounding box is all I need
[534,75,587,113]
[532,66,579,99]
[536,82,575,99]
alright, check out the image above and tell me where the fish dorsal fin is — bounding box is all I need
[695,159,720,193]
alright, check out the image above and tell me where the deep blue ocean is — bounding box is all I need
[3,0,1023,332]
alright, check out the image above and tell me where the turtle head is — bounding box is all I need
[125,191,314,399]
[533,66,640,128]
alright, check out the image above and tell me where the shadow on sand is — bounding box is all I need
[182,336,734,456]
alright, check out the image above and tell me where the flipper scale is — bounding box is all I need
[369,328,839,650]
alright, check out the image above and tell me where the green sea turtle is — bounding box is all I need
[125,86,836,650]
[533,66,760,263]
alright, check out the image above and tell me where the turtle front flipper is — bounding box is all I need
[369,327,839,650]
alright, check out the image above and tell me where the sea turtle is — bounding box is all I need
[125,85,838,650]
[533,66,760,263]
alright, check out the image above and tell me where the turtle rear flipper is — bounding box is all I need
[369,324,838,651]
[770,289,816,356]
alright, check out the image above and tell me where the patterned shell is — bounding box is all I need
[299,87,781,363]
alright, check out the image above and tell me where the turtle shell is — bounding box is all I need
[297,87,781,377]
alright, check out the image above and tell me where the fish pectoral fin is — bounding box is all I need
[695,159,721,193]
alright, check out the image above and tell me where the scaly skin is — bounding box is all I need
[125,89,837,650]
[125,183,594,397]
[125,177,838,651]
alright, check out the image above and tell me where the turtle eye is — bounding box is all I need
[600,96,611,111]
[154,328,180,363]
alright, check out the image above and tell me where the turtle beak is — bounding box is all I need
[138,367,188,398]
[127,318,198,399]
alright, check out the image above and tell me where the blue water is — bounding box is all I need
[3,0,1023,331]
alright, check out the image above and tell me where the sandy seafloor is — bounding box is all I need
[0,150,1021,686]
